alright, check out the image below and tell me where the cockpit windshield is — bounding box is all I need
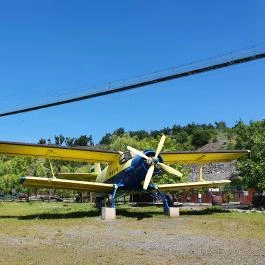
[119,151,132,164]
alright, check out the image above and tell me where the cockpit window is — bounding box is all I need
[119,151,132,164]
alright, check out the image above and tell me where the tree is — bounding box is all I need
[129,130,149,140]
[10,157,36,176]
[174,131,189,144]
[54,135,65,146]
[109,135,144,151]
[172,124,182,134]
[235,120,265,193]
[215,121,227,130]
[65,137,75,147]
[99,133,112,145]
[184,123,198,135]
[113,128,125,137]
[0,157,44,195]
[74,135,93,146]
[191,130,212,148]
[150,130,161,139]
[38,138,46,144]
[161,127,171,135]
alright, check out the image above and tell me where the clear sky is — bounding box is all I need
[0,1,265,144]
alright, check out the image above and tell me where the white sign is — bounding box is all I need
[209,188,220,192]
[243,191,249,196]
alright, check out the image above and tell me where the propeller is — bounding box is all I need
[155,134,166,158]
[127,146,149,160]
[157,162,182,177]
[127,135,183,190]
[143,165,154,190]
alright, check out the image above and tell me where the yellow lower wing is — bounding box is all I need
[157,180,230,192]
[57,173,98,182]
[20,176,114,193]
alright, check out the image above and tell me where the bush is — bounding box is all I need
[191,130,213,148]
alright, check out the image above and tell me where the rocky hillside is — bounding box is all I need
[187,141,239,181]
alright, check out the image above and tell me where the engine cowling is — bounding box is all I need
[141,150,163,175]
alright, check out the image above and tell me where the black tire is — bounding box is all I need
[166,193,174,207]
[107,194,113,207]
[95,197,104,209]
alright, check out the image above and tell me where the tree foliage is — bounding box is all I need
[235,120,265,193]
[0,157,44,195]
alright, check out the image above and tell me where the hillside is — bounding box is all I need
[188,141,238,182]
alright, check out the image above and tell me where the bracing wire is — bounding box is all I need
[1,44,265,117]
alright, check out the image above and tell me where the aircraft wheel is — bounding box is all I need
[95,197,104,209]
[166,193,174,207]
[107,194,113,207]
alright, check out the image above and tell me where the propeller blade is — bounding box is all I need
[127,146,150,160]
[157,162,183,177]
[143,165,154,190]
[155,134,166,158]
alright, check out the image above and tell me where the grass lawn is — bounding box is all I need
[0,202,264,265]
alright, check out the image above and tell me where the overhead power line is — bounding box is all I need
[1,47,265,117]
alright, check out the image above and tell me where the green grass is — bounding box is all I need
[0,201,99,219]
[0,202,264,265]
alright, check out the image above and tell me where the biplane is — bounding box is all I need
[0,135,249,212]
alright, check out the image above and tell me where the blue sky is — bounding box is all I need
[0,1,265,144]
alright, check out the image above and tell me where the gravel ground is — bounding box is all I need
[1,207,265,265]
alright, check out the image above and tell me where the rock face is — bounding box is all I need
[187,162,238,182]
[187,141,239,182]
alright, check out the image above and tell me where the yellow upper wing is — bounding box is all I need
[161,150,250,164]
[0,141,120,164]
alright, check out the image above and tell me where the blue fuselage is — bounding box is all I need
[105,150,162,191]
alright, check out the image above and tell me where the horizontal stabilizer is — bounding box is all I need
[20,176,114,193]
[157,180,230,192]
[57,173,98,182]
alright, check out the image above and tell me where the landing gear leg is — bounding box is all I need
[110,184,119,208]
[156,189,171,213]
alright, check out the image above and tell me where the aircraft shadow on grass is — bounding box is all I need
[0,209,161,220]
[180,207,229,216]
[0,206,229,220]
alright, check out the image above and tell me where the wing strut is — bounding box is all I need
[199,163,204,182]
[48,158,56,179]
